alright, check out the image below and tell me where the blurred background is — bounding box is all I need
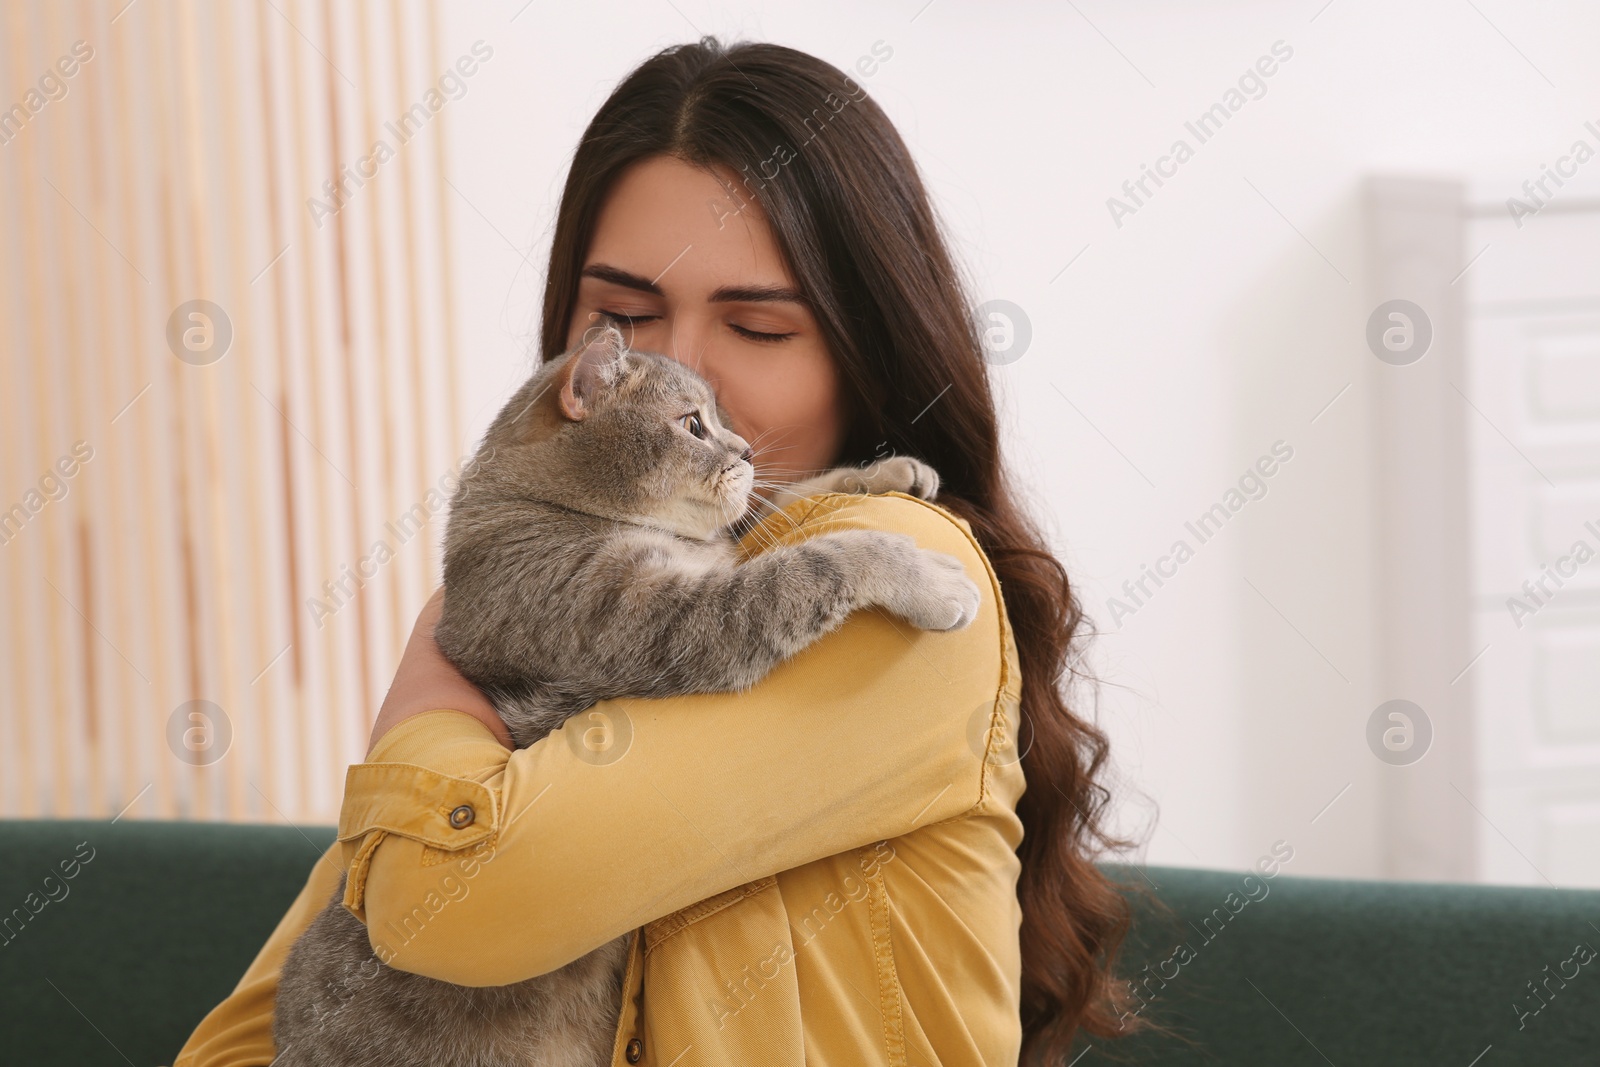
[2,0,1597,890]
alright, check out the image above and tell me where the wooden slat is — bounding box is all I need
[358,0,409,699]
[7,0,74,818]
[254,0,312,814]
[108,0,180,820]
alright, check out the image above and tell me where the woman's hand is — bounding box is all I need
[368,586,514,756]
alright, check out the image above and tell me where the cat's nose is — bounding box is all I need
[739,447,753,464]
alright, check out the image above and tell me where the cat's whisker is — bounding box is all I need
[743,489,790,515]
[732,506,785,556]
[739,502,784,531]
[750,469,818,480]
[749,456,807,475]
[749,515,791,555]
[748,439,801,458]
[741,424,779,447]
[753,532,783,557]
[744,421,796,443]
[752,470,819,483]
[740,487,807,536]
[686,328,713,377]
[750,454,805,470]
[742,425,795,454]
[750,477,823,491]
[751,478,821,497]
[746,433,807,463]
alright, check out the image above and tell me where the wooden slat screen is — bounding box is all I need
[1,0,467,825]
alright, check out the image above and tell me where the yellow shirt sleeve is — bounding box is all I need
[338,491,1011,986]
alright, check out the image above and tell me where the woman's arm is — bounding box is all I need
[339,491,1015,986]
[368,586,512,756]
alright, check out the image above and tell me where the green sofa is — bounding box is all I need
[2,818,1596,1065]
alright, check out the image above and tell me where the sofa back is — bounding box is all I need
[2,818,1596,1065]
[1087,856,1600,1063]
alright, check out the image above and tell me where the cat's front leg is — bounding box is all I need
[635,529,981,694]
[767,456,940,510]
[569,527,981,699]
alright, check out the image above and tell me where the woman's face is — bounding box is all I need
[564,154,847,507]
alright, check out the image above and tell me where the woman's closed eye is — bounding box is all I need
[728,323,796,344]
[596,308,796,344]
[596,309,657,329]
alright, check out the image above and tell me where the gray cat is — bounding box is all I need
[272,323,981,1066]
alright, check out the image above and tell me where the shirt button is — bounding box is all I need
[448,804,475,829]
[625,1037,643,1063]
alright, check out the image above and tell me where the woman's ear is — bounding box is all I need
[557,324,627,421]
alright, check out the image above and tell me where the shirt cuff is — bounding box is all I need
[338,710,508,921]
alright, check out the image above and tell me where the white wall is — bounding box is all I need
[430,0,1600,880]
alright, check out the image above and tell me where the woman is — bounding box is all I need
[175,36,1152,1067]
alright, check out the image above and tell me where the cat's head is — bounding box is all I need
[478,324,756,539]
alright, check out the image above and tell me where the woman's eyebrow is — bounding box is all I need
[708,282,809,306]
[581,263,663,295]
[580,262,807,305]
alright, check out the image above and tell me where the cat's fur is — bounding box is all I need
[272,324,981,1066]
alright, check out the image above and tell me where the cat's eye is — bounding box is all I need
[680,412,706,439]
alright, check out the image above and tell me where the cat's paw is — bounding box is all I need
[847,456,941,500]
[886,549,981,631]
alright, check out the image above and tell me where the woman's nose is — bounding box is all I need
[660,321,709,371]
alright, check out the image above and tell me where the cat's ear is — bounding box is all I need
[557,324,627,422]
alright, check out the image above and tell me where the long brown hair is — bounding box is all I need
[535,36,1160,1065]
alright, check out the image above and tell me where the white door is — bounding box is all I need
[1463,181,1600,888]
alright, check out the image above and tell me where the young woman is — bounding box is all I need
[175,36,1150,1067]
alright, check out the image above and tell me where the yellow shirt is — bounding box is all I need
[173,490,1027,1066]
